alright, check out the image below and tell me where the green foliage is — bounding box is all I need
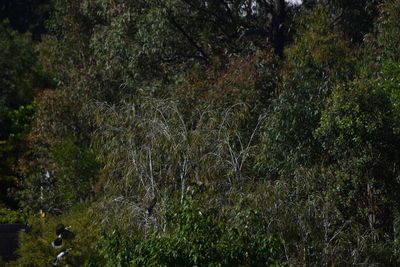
[99,229,138,267]
[297,0,381,44]
[0,18,51,210]
[8,101,37,141]
[0,19,37,139]
[322,0,381,43]
[316,80,395,160]
[361,1,400,76]
[0,99,37,209]
[18,89,96,213]
[0,206,27,223]
[11,206,103,266]
[0,140,19,208]
[52,141,100,207]
[316,78,400,237]
[373,1,400,62]
[46,0,290,105]
[100,194,284,267]
[379,61,400,132]
[257,5,356,178]
[286,5,356,81]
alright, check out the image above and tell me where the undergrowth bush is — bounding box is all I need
[10,205,102,266]
[0,206,27,223]
[99,193,284,267]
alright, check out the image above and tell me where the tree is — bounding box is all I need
[257,4,356,178]
[19,89,97,214]
[0,20,37,139]
[0,20,50,209]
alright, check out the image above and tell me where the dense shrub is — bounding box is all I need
[0,206,27,224]
[10,206,102,266]
[99,194,284,267]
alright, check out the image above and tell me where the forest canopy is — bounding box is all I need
[2,0,400,266]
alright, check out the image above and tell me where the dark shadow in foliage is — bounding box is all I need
[0,0,52,41]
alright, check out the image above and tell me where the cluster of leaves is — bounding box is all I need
[99,193,284,266]
[0,207,27,224]
[10,205,102,266]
